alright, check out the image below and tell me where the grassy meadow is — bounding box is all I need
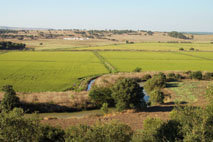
[99,51,213,72]
[74,42,213,51]
[0,51,108,92]
[0,40,213,92]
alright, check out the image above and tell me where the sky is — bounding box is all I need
[0,0,213,32]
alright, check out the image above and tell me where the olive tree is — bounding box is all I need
[111,78,146,111]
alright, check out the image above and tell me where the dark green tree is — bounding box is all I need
[0,85,20,112]
[89,86,114,107]
[111,78,146,111]
[0,108,40,142]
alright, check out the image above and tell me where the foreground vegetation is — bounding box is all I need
[0,82,212,141]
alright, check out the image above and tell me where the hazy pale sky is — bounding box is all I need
[1,0,213,32]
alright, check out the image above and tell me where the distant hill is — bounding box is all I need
[183,32,213,35]
[0,26,51,30]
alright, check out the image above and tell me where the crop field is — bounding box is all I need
[99,51,213,72]
[0,51,108,92]
[0,50,213,92]
[75,43,213,51]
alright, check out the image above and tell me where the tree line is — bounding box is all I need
[168,31,192,39]
[0,41,26,50]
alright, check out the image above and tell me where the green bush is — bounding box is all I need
[168,31,188,39]
[141,74,152,81]
[0,85,20,112]
[149,89,164,105]
[156,120,183,142]
[190,71,203,80]
[175,73,183,80]
[179,47,184,51]
[111,78,146,111]
[101,103,109,114]
[136,118,164,142]
[206,85,213,104]
[203,72,213,80]
[189,47,194,51]
[170,105,213,141]
[0,108,40,142]
[133,67,142,72]
[39,125,65,142]
[144,74,166,93]
[65,122,133,142]
[89,87,114,107]
[167,73,176,81]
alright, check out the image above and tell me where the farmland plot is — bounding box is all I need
[0,51,108,92]
[99,51,213,72]
[75,43,213,51]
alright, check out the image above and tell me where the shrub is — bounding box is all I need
[203,72,213,80]
[189,47,194,51]
[185,70,192,75]
[155,120,183,142]
[144,74,166,93]
[179,47,184,51]
[65,122,133,142]
[168,31,188,39]
[170,106,213,142]
[39,125,65,142]
[175,74,183,80]
[137,118,164,142]
[0,85,20,112]
[89,87,114,107]
[111,78,146,111]
[133,67,142,72]
[147,31,154,36]
[141,74,152,81]
[167,73,176,81]
[206,85,213,103]
[149,89,164,105]
[157,72,167,81]
[0,108,40,141]
[0,41,26,50]
[190,71,202,80]
[101,103,109,114]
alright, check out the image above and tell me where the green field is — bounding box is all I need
[99,51,213,72]
[0,51,108,92]
[74,43,213,51]
[0,50,213,92]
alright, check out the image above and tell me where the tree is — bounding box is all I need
[149,89,164,105]
[111,78,146,111]
[179,47,184,51]
[101,103,109,114]
[141,74,152,81]
[39,125,65,142]
[0,108,40,141]
[89,87,114,107]
[168,31,188,39]
[0,85,20,112]
[190,71,202,80]
[65,122,133,142]
[144,74,166,93]
[133,67,142,72]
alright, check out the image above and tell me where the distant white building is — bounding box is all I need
[63,37,89,40]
